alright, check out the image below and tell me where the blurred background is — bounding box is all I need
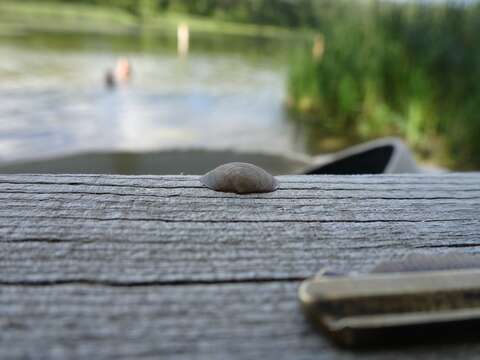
[0,0,478,175]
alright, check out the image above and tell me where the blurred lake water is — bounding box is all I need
[0,31,309,174]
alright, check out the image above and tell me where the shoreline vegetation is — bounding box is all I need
[1,0,480,169]
[0,1,304,38]
[287,0,480,169]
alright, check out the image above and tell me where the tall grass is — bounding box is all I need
[288,1,480,169]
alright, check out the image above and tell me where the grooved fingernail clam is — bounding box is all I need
[200,162,278,194]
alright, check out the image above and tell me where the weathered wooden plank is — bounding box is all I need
[0,178,478,222]
[0,174,479,284]
[1,283,479,360]
[1,173,479,187]
[0,174,479,359]
[1,173,480,183]
[1,219,479,283]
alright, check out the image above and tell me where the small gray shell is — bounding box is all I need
[200,162,278,194]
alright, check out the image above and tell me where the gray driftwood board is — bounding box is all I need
[0,173,480,359]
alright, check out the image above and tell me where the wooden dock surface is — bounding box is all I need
[1,173,479,359]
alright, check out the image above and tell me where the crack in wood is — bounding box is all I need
[0,215,476,224]
[0,276,305,288]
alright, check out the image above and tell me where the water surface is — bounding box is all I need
[0,31,307,173]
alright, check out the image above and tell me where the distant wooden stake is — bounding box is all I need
[178,23,190,57]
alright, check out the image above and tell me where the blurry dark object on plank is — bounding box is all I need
[299,253,480,348]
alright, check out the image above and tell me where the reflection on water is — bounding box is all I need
[0,31,306,173]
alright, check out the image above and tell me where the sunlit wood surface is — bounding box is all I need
[1,173,479,359]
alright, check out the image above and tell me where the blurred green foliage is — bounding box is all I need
[288,0,480,169]
[25,0,318,26]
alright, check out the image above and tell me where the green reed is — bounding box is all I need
[288,1,480,169]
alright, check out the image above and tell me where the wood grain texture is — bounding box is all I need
[1,173,480,359]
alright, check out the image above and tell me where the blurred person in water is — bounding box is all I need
[105,58,132,88]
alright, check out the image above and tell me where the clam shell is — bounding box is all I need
[200,162,278,194]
